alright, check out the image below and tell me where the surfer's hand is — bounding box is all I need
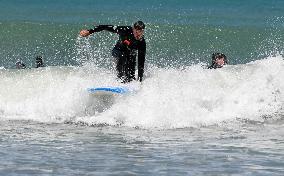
[80,30,90,37]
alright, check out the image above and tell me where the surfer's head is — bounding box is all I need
[211,53,227,68]
[15,60,26,69]
[133,21,145,30]
[133,21,145,40]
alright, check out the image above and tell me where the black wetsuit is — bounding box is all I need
[35,57,44,68]
[88,25,146,82]
[208,63,223,69]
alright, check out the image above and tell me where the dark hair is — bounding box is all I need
[36,56,42,61]
[16,60,26,69]
[133,21,145,30]
[211,53,228,64]
[35,55,44,68]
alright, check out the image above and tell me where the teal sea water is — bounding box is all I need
[1,0,283,68]
[0,0,284,175]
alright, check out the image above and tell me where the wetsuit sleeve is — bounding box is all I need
[88,25,130,35]
[88,25,131,35]
[137,41,146,82]
[88,25,117,34]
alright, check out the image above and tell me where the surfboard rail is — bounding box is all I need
[87,86,130,94]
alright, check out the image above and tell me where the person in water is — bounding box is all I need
[15,60,26,69]
[35,55,44,68]
[208,53,228,69]
[80,21,146,83]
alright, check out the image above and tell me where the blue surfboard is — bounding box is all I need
[87,86,130,95]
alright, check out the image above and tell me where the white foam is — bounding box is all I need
[0,56,284,128]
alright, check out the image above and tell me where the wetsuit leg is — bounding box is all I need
[125,54,136,82]
[112,48,127,81]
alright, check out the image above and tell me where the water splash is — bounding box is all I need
[1,56,283,129]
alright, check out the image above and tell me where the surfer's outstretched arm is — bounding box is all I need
[80,25,120,37]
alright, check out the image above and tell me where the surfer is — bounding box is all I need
[35,55,44,68]
[208,53,228,69]
[15,60,26,69]
[80,21,146,83]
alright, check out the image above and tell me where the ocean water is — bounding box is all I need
[0,0,284,175]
